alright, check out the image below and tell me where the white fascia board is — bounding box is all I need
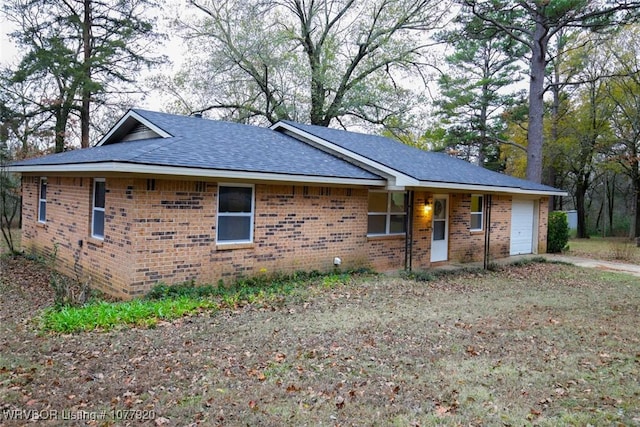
[272,122,420,187]
[8,162,386,187]
[416,180,568,197]
[96,110,172,146]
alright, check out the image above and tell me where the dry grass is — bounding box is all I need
[567,236,640,263]
[0,227,20,255]
[0,257,639,426]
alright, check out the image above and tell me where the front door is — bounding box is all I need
[430,195,449,262]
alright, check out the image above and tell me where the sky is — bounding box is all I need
[0,4,185,112]
[0,17,18,64]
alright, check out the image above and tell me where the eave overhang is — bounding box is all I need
[7,162,386,187]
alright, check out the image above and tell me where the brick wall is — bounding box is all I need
[128,182,372,296]
[487,195,512,259]
[21,176,135,298]
[21,175,551,299]
[537,197,549,253]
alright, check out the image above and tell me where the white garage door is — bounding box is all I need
[510,199,535,255]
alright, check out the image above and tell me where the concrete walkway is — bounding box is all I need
[434,254,640,278]
[536,253,640,278]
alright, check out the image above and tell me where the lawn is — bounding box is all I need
[0,256,639,426]
[567,236,640,263]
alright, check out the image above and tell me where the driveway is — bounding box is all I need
[538,254,640,278]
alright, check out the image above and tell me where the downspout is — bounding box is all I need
[483,194,492,270]
[405,190,414,271]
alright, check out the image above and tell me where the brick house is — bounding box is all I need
[9,109,564,299]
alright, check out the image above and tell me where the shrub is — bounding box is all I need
[609,241,634,261]
[547,211,569,253]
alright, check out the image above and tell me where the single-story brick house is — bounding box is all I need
[9,109,565,299]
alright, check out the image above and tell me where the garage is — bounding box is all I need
[510,199,535,255]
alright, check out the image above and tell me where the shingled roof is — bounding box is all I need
[273,120,563,195]
[10,109,564,195]
[9,109,383,185]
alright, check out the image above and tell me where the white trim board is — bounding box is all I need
[8,162,386,187]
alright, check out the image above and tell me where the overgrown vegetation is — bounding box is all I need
[47,244,93,308]
[547,211,569,253]
[608,240,637,262]
[40,269,372,333]
[41,297,217,333]
[567,236,640,263]
[0,140,20,255]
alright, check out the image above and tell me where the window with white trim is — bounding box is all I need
[470,194,483,231]
[38,177,47,223]
[367,191,407,235]
[92,178,106,239]
[217,184,254,244]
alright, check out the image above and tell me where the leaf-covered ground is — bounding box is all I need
[1,255,639,426]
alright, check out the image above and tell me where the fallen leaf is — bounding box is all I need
[154,417,170,426]
[466,346,479,356]
[435,405,450,416]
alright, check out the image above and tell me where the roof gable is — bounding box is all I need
[98,109,172,146]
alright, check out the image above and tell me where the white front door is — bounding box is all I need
[431,195,449,262]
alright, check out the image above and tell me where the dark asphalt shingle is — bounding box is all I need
[278,120,560,193]
[11,110,381,180]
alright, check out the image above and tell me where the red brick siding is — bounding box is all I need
[21,176,135,298]
[538,197,549,253]
[449,194,484,263]
[21,175,551,298]
[128,183,372,296]
[487,195,512,259]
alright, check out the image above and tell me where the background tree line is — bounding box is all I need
[2,0,640,242]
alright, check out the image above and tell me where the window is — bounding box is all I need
[367,191,406,235]
[217,184,254,244]
[38,177,47,223]
[471,195,483,231]
[92,178,106,239]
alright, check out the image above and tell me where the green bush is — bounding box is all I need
[547,211,569,253]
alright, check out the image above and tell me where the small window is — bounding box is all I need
[367,191,407,236]
[92,178,106,239]
[471,195,483,231]
[38,177,47,223]
[217,184,254,244]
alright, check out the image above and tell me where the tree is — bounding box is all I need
[2,0,164,152]
[0,130,20,254]
[544,33,615,238]
[167,0,451,130]
[605,27,640,238]
[434,17,525,170]
[462,0,640,183]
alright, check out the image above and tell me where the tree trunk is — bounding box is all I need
[576,178,589,238]
[633,170,640,238]
[80,0,92,148]
[526,16,548,184]
[608,174,615,234]
[54,110,67,153]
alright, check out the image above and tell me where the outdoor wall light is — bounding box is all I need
[424,198,433,214]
